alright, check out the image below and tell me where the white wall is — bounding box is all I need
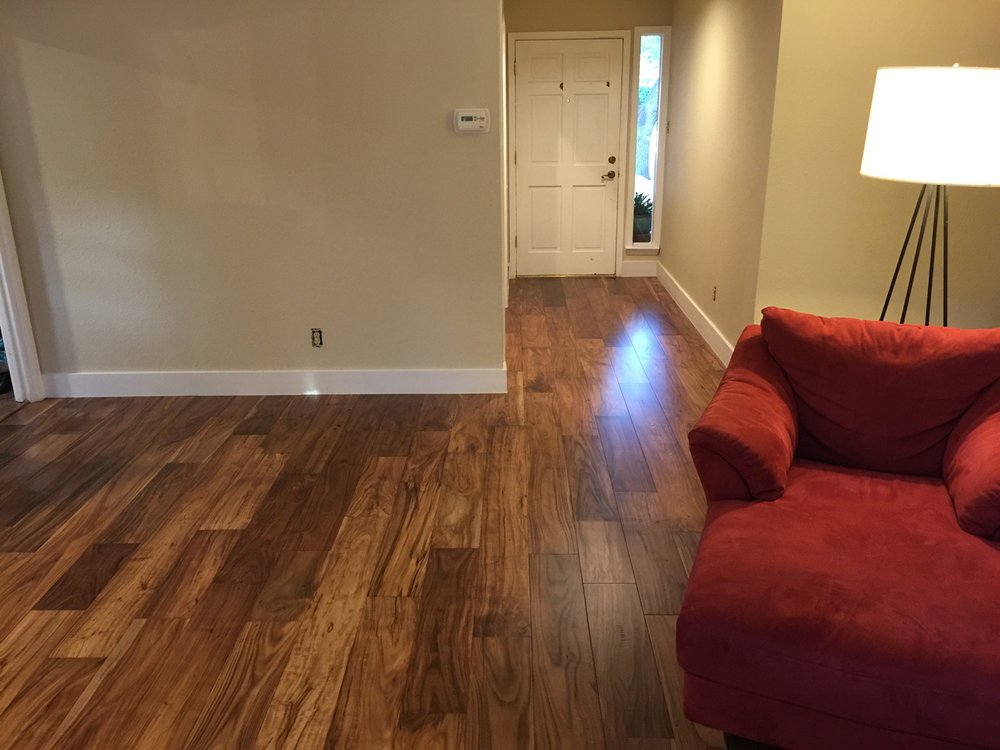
[504,0,671,32]
[0,0,506,382]
[658,0,783,348]
[756,0,1000,329]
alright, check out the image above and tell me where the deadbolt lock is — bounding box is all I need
[608,156,617,164]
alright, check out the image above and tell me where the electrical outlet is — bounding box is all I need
[311,328,323,348]
[712,286,718,302]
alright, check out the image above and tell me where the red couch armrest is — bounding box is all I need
[944,378,1000,540]
[689,325,798,502]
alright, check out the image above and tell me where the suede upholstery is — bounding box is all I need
[680,310,1000,749]
[760,307,1000,476]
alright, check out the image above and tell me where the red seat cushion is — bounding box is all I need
[760,307,1000,477]
[677,461,1000,747]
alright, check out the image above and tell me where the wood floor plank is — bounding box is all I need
[577,521,634,583]
[448,396,493,454]
[0,657,103,748]
[646,616,712,750]
[180,620,299,750]
[622,521,689,616]
[432,452,486,549]
[529,554,605,750]
[525,395,576,555]
[197,450,286,531]
[327,597,418,750]
[0,610,80,717]
[55,618,188,748]
[368,482,443,597]
[400,548,479,728]
[346,456,407,518]
[477,427,531,637]
[255,513,390,748]
[417,395,460,431]
[250,549,328,623]
[521,314,550,348]
[34,542,137,611]
[564,434,619,521]
[584,584,671,744]
[479,637,533,750]
[140,530,241,620]
[596,416,656,493]
[403,430,450,485]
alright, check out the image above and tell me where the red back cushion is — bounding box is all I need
[760,307,1000,477]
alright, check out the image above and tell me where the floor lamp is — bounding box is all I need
[860,66,1000,326]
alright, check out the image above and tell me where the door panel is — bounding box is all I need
[514,38,624,276]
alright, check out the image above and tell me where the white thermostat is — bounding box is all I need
[454,109,491,133]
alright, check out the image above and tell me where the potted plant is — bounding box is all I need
[633,192,653,243]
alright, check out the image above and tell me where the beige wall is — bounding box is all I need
[756,0,1000,328]
[504,0,671,33]
[659,0,783,346]
[0,0,505,375]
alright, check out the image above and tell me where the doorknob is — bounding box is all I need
[601,170,617,182]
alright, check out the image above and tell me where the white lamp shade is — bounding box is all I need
[860,66,1000,187]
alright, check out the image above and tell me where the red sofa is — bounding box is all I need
[677,307,1000,750]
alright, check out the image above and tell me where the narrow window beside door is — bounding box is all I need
[629,29,670,248]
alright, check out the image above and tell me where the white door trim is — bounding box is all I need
[506,30,632,278]
[0,167,45,402]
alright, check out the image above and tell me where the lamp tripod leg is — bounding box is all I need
[942,186,949,327]
[881,184,928,321]
[899,187,934,324]
[925,186,941,326]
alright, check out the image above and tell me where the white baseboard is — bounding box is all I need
[655,263,735,364]
[43,367,508,398]
[619,258,658,277]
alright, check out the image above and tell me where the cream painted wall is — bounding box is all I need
[659,0,783,346]
[0,0,505,375]
[756,0,1000,328]
[504,0,671,32]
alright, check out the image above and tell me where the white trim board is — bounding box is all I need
[619,258,658,277]
[655,263,735,364]
[44,367,509,398]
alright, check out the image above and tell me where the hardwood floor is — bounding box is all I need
[0,277,725,749]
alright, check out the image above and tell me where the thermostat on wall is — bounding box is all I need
[454,109,490,133]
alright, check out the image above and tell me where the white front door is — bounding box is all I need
[513,38,625,276]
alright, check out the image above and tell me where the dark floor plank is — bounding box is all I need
[596,416,656,493]
[400,547,479,728]
[539,278,568,308]
[565,434,619,521]
[478,636,533,749]
[530,554,605,749]
[34,542,137,611]
[477,427,531,637]
[622,520,689,615]
[585,583,671,743]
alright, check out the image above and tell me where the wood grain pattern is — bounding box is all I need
[577,521,634,583]
[400,548,479,727]
[0,278,722,749]
[585,584,671,744]
[478,637,533,750]
[530,554,605,750]
[327,597,418,749]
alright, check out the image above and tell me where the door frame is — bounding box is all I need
[0,167,45,402]
[506,30,633,279]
